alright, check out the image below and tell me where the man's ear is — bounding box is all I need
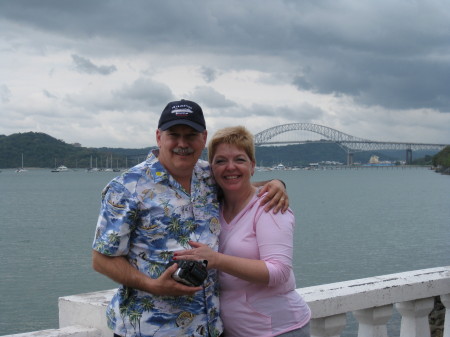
[156,129,162,147]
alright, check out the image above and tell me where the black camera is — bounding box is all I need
[166,260,208,287]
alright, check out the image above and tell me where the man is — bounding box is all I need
[92,99,288,337]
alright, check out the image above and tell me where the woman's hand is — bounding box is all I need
[175,241,270,285]
[173,241,219,269]
[257,179,289,213]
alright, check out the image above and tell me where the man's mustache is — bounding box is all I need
[173,147,195,155]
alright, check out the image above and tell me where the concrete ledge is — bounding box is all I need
[297,266,450,318]
[3,325,101,337]
[58,289,115,337]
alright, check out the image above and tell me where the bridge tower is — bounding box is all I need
[406,148,413,165]
[347,152,354,166]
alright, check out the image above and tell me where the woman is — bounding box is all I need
[175,126,311,337]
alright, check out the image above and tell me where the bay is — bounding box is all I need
[0,167,449,336]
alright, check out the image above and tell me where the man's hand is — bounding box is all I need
[152,263,203,296]
[92,250,201,296]
[257,179,289,213]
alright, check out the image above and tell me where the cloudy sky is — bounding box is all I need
[1,0,450,148]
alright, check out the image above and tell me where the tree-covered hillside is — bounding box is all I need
[432,146,450,173]
[0,132,150,169]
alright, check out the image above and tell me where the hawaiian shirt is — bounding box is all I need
[93,150,223,337]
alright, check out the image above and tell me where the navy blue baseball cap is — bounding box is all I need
[158,99,206,132]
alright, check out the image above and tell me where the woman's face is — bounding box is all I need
[211,143,255,192]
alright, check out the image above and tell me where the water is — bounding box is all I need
[1,167,449,336]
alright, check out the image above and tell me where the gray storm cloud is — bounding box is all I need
[71,55,117,75]
[1,1,448,112]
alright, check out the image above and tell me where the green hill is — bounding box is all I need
[0,132,150,169]
[432,146,450,173]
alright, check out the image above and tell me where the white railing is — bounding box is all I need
[298,266,449,337]
[3,266,449,337]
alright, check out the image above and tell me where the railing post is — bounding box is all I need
[441,294,450,337]
[310,314,347,337]
[396,297,434,337]
[353,304,392,337]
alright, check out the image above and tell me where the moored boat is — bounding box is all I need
[51,165,69,172]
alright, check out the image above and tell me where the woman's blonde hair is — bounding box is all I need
[208,126,256,164]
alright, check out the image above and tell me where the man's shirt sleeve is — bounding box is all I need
[93,179,138,256]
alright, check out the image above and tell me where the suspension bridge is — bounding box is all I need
[254,123,449,165]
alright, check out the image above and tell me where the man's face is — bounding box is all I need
[156,125,207,180]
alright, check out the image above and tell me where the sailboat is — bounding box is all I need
[87,156,99,172]
[16,153,27,173]
[104,155,113,172]
[113,158,121,172]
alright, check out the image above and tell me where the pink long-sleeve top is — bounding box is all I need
[218,194,311,337]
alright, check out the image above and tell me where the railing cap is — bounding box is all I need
[297,266,450,318]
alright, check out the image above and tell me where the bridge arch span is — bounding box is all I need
[254,123,367,145]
